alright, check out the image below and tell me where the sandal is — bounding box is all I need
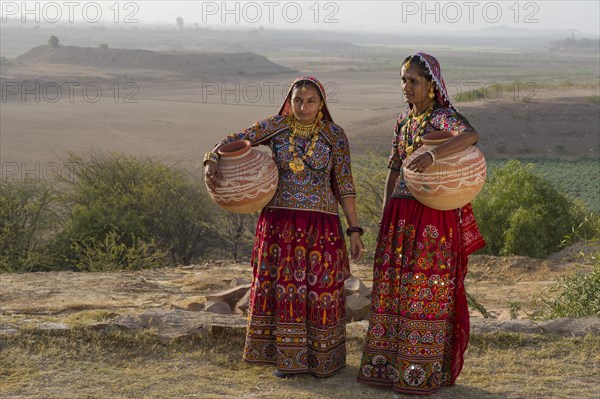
[273,370,293,379]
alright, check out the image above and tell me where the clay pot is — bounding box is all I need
[206,140,278,214]
[403,131,486,210]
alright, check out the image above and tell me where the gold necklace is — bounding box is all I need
[290,117,318,139]
[288,116,319,174]
[403,101,435,156]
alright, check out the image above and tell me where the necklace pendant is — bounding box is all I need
[289,158,305,173]
[406,145,414,156]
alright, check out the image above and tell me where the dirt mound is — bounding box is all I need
[467,254,592,282]
[548,240,599,263]
[16,45,292,76]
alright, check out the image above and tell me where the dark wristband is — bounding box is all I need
[346,227,364,236]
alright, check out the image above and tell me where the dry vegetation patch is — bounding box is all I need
[1,256,598,398]
[1,326,598,399]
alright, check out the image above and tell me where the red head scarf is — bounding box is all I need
[278,76,334,123]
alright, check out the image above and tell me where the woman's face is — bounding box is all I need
[290,85,322,124]
[401,64,432,110]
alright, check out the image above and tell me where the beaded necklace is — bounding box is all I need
[288,116,319,174]
[402,100,435,156]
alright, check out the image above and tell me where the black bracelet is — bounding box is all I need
[346,226,364,236]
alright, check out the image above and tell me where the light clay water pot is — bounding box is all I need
[206,140,278,214]
[403,131,486,211]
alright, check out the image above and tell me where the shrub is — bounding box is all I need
[537,247,600,319]
[221,213,258,262]
[0,56,14,66]
[473,160,585,258]
[71,231,165,272]
[350,152,388,259]
[0,179,58,272]
[48,35,59,47]
[53,151,218,268]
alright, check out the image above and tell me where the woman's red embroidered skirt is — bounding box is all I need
[243,207,350,377]
[357,198,484,395]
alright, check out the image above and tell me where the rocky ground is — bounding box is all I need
[1,244,598,338]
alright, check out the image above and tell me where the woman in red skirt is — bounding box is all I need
[357,53,485,395]
[204,76,364,378]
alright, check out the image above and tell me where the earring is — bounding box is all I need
[428,85,435,99]
[317,104,323,122]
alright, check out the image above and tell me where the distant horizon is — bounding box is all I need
[1,1,599,36]
[2,19,599,39]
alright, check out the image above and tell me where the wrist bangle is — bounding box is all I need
[203,151,219,165]
[426,149,437,163]
[346,226,364,236]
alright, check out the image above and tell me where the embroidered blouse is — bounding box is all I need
[388,104,475,198]
[218,115,356,215]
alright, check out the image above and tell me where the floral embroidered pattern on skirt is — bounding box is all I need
[243,207,350,376]
[357,197,474,395]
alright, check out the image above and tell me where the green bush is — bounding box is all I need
[0,179,58,272]
[53,151,218,268]
[350,152,388,259]
[485,158,599,212]
[48,35,59,47]
[473,160,586,258]
[221,213,258,262]
[537,247,600,319]
[71,231,165,272]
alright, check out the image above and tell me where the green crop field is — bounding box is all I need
[486,158,600,212]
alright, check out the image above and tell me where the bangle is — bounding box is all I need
[426,149,437,163]
[203,151,219,165]
[346,226,364,236]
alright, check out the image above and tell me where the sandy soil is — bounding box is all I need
[2,60,598,176]
[1,43,598,327]
[0,253,594,326]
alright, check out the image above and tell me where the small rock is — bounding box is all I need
[345,293,371,321]
[186,302,205,312]
[172,297,206,311]
[345,276,371,297]
[113,316,142,330]
[230,278,251,288]
[206,284,252,309]
[496,309,513,321]
[0,323,19,335]
[208,324,246,336]
[204,301,232,315]
[234,289,251,315]
[111,309,246,338]
[541,317,600,336]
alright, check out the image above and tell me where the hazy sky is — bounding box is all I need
[2,1,599,35]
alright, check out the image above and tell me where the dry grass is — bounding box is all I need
[1,326,598,399]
